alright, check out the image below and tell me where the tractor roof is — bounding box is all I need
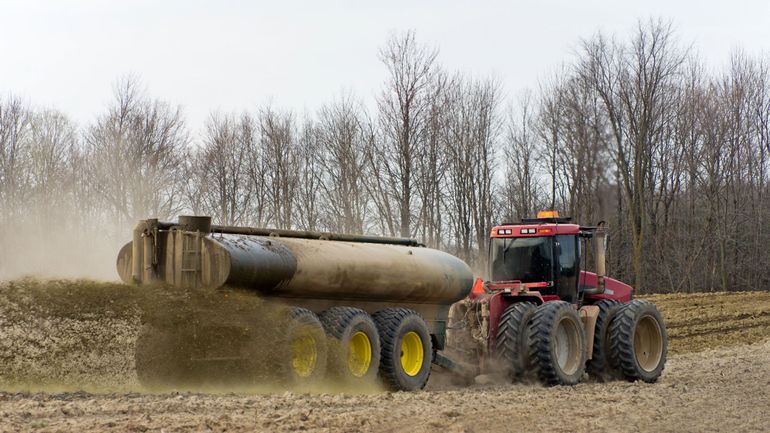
[490,211,606,238]
[490,220,581,238]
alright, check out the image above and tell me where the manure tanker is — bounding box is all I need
[118,216,474,391]
[119,212,668,391]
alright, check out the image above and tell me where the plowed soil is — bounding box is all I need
[1,280,769,432]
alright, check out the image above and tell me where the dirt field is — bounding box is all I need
[1,280,769,432]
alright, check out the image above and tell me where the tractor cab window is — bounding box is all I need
[555,235,579,302]
[490,237,553,283]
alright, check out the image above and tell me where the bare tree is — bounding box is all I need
[0,95,31,220]
[258,105,298,229]
[445,76,502,264]
[580,19,687,291]
[502,91,546,222]
[293,116,323,231]
[415,71,453,248]
[84,76,189,230]
[316,94,372,234]
[26,109,78,223]
[557,75,612,224]
[192,112,253,225]
[1,24,769,293]
[372,30,439,237]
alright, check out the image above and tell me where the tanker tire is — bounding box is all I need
[495,302,536,380]
[135,324,195,390]
[373,308,432,391]
[319,307,381,384]
[586,299,622,381]
[608,300,667,383]
[528,301,587,386]
[280,307,328,385]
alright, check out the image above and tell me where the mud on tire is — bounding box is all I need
[278,307,328,385]
[528,301,587,386]
[609,300,667,383]
[495,302,536,380]
[319,306,381,384]
[373,308,432,391]
[586,299,622,381]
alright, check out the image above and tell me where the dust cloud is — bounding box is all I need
[0,279,384,395]
[0,213,387,395]
[0,216,128,281]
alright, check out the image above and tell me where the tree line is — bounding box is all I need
[1,20,769,292]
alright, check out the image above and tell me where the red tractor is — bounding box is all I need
[444,211,667,385]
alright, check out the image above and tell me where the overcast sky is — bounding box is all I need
[1,0,769,132]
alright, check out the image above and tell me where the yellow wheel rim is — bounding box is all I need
[291,333,317,378]
[400,331,424,377]
[348,331,373,377]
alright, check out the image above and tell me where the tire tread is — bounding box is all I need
[586,299,622,380]
[608,300,667,383]
[372,308,431,391]
[495,302,536,379]
[528,301,586,386]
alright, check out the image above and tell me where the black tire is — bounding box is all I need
[495,302,536,380]
[319,307,381,383]
[528,301,587,386]
[586,300,622,381]
[280,307,328,385]
[373,308,432,391]
[609,300,667,383]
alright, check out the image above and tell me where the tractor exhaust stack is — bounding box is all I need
[591,222,607,294]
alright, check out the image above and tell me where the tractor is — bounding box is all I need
[444,210,668,385]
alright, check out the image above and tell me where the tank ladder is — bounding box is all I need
[180,231,201,288]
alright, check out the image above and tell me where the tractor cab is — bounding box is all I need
[488,211,630,305]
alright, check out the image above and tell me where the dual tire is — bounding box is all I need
[528,301,587,386]
[494,299,667,386]
[495,302,537,379]
[493,301,587,386]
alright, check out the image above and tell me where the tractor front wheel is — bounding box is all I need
[495,302,536,380]
[528,301,587,386]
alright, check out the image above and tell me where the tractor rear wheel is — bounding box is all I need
[320,307,381,384]
[495,302,536,380]
[373,308,432,391]
[280,307,328,385]
[528,301,587,386]
[586,299,622,381]
[609,300,667,383]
